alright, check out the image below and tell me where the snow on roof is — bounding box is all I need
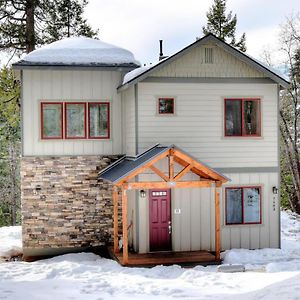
[122,57,168,85]
[17,37,140,67]
[123,65,151,85]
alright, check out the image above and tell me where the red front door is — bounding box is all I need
[149,189,171,252]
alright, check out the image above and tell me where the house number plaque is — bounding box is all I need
[174,208,181,214]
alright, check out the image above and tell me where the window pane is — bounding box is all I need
[243,188,261,223]
[225,100,242,136]
[159,98,174,114]
[42,103,62,138]
[89,103,109,138]
[226,188,242,224]
[66,103,85,138]
[243,100,260,135]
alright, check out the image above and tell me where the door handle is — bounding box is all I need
[168,224,172,234]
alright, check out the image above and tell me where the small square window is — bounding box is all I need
[158,98,174,114]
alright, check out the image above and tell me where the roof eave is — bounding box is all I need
[12,62,140,71]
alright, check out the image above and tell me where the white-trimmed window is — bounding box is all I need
[225,186,262,225]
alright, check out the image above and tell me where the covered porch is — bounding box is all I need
[108,247,219,267]
[99,144,229,266]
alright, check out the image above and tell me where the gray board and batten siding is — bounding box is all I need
[22,69,125,156]
[119,35,282,253]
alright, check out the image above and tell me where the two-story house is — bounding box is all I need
[13,34,289,265]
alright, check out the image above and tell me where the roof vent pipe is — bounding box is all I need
[159,40,168,61]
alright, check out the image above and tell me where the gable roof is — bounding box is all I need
[13,37,140,69]
[98,144,229,185]
[118,33,289,91]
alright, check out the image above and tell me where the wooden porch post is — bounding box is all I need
[122,187,129,265]
[113,187,119,253]
[215,183,221,261]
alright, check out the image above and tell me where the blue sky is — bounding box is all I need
[85,0,299,64]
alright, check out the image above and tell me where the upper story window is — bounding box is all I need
[65,103,86,139]
[41,101,110,140]
[88,103,110,139]
[158,98,174,114]
[225,98,261,137]
[225,186,262,225]
[41,103,63,139]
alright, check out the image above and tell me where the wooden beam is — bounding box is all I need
[169,151,174,180]
[216,181,222,188]
[174,164,193,181]
[116,149,170,186]
[149,165,169,182]
[122,188,129,265]
[113,187,119,254]
[215,186,221,261]
[125,181,212,190]
[173,149,227,183]
[173,156,210,179]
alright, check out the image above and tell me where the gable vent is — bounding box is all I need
[205,47,213,64]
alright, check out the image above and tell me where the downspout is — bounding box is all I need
[134,83,140,252]
[20,70,24,157]
[277,84,281,248]
[134,83,139,155]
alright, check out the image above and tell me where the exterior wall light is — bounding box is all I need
[140,190,146,198]
[272,186,278,194]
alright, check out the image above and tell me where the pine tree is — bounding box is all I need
[202,0,246,52]
[40,0,98,44]
[0,1,97,225]
[0,0,98,55]
[0,68,21,225]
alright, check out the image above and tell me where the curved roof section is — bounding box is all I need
[13,37,140,68]
[119,33,290,90]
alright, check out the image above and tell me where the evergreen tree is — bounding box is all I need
[40,0,98,44]
[0,68,21,225]
[0,1,97,226]
[202,0,246,52]
[0,0,98,55]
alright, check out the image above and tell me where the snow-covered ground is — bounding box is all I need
[0,210,299,300]
[0,226,22,260]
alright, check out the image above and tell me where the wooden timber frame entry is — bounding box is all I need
[110,147,228,265]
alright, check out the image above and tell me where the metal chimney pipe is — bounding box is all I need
[159,40,164,60]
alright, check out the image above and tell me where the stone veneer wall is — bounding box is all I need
[21,155,121,255]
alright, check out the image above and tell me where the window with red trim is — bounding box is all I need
[65,103,86,139]
[225,99,261,136]
[158,98,174,114]
[88,103,110,139]
[40,101,110,140]
[225,186,262,225]
[41,103,63,139]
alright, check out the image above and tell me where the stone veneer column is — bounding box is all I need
[21,155,121,257]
